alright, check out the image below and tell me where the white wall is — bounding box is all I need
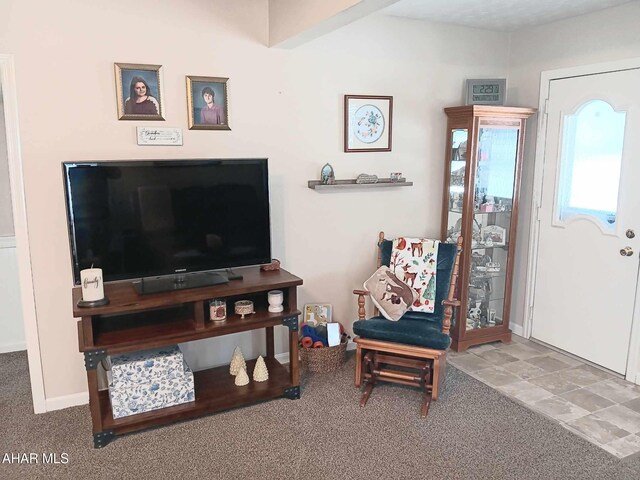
[0,0,509,405]
[507,2,640,337]
[0,91,14,235]
[0,238,24,352]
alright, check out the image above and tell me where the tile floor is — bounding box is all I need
[448,335,640,458]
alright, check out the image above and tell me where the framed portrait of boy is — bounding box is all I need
[186,76,230,130]
[114,63,164,121]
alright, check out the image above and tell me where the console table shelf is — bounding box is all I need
[98,358,291,434]
[72,267,303,448]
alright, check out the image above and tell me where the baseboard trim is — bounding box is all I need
[275,340,356,364]
[0,342,26,353]
[0,236,16,249]
[511,324,525,338]
[45,392,89,412]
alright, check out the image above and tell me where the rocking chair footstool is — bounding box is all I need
[352,232,462,417]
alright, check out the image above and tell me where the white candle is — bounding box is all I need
[81,268,104,302]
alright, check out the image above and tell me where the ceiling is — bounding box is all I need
[382,0,637,31]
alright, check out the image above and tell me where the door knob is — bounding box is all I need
[626,229,635,239]
[620,246,634,256]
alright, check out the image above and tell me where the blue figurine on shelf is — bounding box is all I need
[320,163,335,185]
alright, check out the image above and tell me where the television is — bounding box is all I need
[62,159,271,294]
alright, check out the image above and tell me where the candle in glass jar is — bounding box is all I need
[80,268,104,302]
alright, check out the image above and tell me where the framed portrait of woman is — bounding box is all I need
[186,76,230,130]
[114,63,165,121]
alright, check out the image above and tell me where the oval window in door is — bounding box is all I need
[555,99,626,232]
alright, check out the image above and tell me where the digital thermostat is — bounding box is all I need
[465,79,506,106]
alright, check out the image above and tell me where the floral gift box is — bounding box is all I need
[106,346,195,418]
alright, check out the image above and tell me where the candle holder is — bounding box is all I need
[234,300,255,319]
[78,267,109,308]
[267,290,284,313]
[209,299,227,323]
[77,297,110,308]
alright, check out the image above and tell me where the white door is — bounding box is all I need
[531,69,640,375]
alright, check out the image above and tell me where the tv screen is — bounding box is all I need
[63,159,271,287]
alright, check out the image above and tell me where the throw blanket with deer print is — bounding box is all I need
[391,237,439,313]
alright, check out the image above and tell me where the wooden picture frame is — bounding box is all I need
[303,303,332,326]
[344,95,392,152]
[481,224,507,246]
[114,63,164,121]
[186,76,230,130]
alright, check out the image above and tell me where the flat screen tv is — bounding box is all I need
[62,159,271,294]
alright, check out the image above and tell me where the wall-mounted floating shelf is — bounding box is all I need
[308,178,413,191]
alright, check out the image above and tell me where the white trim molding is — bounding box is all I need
[524,57,640,386]
[1,54,46,412]
[45,392,89,412]
[0,235,16,248]
[0,341,26,353]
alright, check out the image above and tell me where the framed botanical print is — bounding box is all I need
[344,95,393,152]
[186,76,230,130]
[114,63,164,121]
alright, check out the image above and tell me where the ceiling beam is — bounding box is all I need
[269,0,401,48]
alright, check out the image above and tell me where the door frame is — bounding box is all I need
[0,54,46,412]
[524,57,640,384]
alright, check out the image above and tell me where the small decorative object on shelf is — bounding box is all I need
[234,367,250,386]
[488,309,497,325]
[253,355,269,382]
[320,163,335,185]
[481,225,506,246]
[356,173,379,184]
[390,172,402,182]
[303,303,332,326]
[267,290,284,313]
[260,258,281,271]
[209,299,227,322]
[78,267,109,308]
[234,300,255,319]
[229,346,246,376]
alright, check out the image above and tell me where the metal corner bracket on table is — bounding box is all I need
[283,386,300,399]
[84,349,108,370]
[93,430,115,448]
[282,315,299,331]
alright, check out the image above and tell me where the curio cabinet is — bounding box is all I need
[441,106,536,351]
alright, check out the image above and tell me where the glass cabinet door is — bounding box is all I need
[445,128,468,242]
[466,126,519,331]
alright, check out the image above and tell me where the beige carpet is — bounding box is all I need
[1,350,640,480]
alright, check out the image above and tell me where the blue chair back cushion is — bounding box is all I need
[353,240,457,350]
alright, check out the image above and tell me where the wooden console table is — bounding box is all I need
[72,267,303,448]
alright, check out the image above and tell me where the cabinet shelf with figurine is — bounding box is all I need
[440,105,536,351]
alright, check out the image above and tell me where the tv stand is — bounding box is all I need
[72,267,303,448]
[133,271,229,295]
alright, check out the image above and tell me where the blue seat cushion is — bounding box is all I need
[353,316,451,350]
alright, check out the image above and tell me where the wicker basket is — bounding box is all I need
[299,339,348,373]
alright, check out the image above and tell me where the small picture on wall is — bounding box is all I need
[114,63,164,121]
[186,76,230,130]
[344,95,393,152]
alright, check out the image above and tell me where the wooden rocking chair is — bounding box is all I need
[352,232,462,417]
